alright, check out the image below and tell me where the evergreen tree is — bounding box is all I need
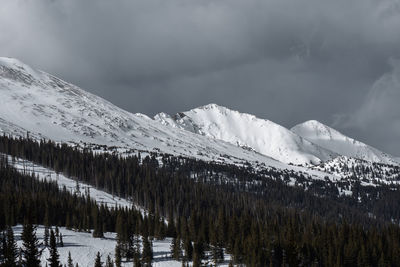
[59,233,64,247]
[94,252,102,267]
[105,255,113,267]
[44,226,50,247]
[170,237,182,260]
[115,244,122,267]
[21,223,40,267]
[183,238,193,261]
[55,227,60,242]
[0,231,5,264]
[5,135,400,267]
[141,236,153,266]
[192,241,204,267]
[92,209,104,238]
[48,229,61,267]
[5,226,18,267]
[67,251,74,267]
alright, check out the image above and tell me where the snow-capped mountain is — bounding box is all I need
[2,56,400,200]
[1,56,398,176]
[291,120,398,165]
[0,57,305,172]
[155,104,338,165]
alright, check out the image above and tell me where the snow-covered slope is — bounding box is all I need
[291,120,398,165]
[0,57,308,171]
[3,154,133,209]
[1,57,396,172]
[13,225,234,267]
[155,104,338,165]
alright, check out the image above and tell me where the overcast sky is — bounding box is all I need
[1,0,400,156]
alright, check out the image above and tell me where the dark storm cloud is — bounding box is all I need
[1,0,400,155]
[334,59,400,156]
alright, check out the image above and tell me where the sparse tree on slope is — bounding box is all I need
[5,226,18,266]
[67,251,74,267]
[141,236,153,266]
[21,223,40,267]
[94,251,103,267]
[48,229,61,267]
[105,255,113,267]
[115,244,122,267]
[44,226,50,247]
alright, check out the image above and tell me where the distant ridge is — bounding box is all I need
[291,120,398,165]
[1,57,398,168]
[155,104,337,165]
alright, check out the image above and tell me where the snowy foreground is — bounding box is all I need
[12,225,233,267]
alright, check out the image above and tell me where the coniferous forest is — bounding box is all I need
[1,135,400,266]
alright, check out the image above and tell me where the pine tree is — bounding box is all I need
[5,226,18,266]
[67,251,74,267]
[21,223,41,267]
[92,209,104,238]
[48,229,61,267]
[192,241,204,267]
[133,234,141,264]
[44,226,50,247]
[94,252,102,267]
[55,226,60,242]
[105,255,113,267]
[115,243,122,267]
[183,238,193,261]
[59,233,64,247]
[141,236,153,266]
[170,237,182,260]
[0,231,5,264]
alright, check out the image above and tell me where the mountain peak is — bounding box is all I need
[292,120,339,141]
[292,120,397,164]
[0,57,34,71]
[301,120,326,127]
[199,103,221,109]
[195,103,232,113]
[0,57,41,82]
[157,105,337,164]
[0,57,24,66]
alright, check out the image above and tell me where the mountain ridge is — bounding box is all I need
[0,57,306,173]
[155,104,338,165]
[291,120,398,165]
[0,57,398,170]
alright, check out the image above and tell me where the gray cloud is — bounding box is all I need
[334,59,400,155]
[1,0,400,155]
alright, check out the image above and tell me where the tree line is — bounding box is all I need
[1,136,400,266]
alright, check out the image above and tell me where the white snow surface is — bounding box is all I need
[155,104,338,164]
[0,57,310,170]
[291,120,398,165]
[12,225,233,267]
